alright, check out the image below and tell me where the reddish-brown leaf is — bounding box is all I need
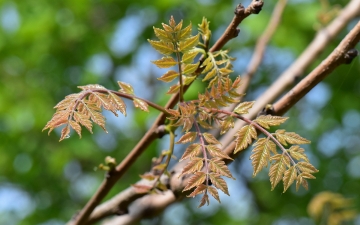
[234,125,257,153]
[207,186,220,203]
[133,98,149,112]
[180,157,204,176]
[198,193,209,208]
[209,158,234,179]
[176,132,197,144]
[206,145,233,160]
[187,184,206,198]
[180,143,201,161]
[183,172,206,191]
[131,184,152,194]
[208,173,229,195]
[69,120,82,138]
[202,132,221,145]
[59,124,71,142]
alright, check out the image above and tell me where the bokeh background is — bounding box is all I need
[1,0,360,224]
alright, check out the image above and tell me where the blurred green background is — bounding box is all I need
[1,0,360,224]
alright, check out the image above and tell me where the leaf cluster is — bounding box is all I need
[43,83,149,141]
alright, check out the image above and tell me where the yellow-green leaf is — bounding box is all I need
[182,51,198,64]
[251,138,274,176]
[151,57,177,68]
[283,166,297,192]
[158,70,179,83]
[275,129,311,146]
[117,81,134,95]
[234,101,255,114]
[153,27,173,42]
[234,125,257,153]
[183,62,200,74]
[179,34,200,52]
[202,132,221,145]
[148,40,174,55]
[254,115,288,129]
[167,84,180,94]
[177,22,192,41]
[288,145,309,162]
[202,67,217,82]
[268,154,287,190]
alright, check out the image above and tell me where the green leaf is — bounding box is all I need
[177,22,192,41]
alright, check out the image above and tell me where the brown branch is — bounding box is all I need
[92,14,359,225]
[273,21,360,116]
[68,2,263,225]
[237,0,287,98]
[219,0,360,148]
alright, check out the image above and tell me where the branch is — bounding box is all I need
[67,2,263,224]
[219,0,360,148]
[91,13,359,225]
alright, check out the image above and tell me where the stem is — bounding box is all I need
[176,51,184,102]
[194,121,209,186]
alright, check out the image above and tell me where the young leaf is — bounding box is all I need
[180,143,201,161]
[133,98,149,112]
[183,62,200,74]
[73,111,93,133]
[206,145,233,160]
[108,92,127,116]
[207,186,220,203]
[251,138,275,176]
[158,70,179,83]
[202,68,217,82]
[198,193,209,208]
[187,184,206,198]
[268,154,287,190]
[118,81,134,95]
[288,145,309,162]
[283,166,297,192]
[202,132,221,145]
[167,84,180,94]
[132,184,152,194]
[69,120,81,138]
[179,34,200,52]
[296,174,308,191]
[234,125,257,153]
[219,116,234,135]
[153,27,173,42]
[254,115,288,129]
[183,171,206,191]
[139,174,157,181]
[148,40,174,55]
[233,101,255,115]
[177,22,192,41]
[59,124,71,141]
[208,173,229,195]
[275,130,311,146]
[151,57,177,68]
[182,51,198,64]
[209,158,234,179]
[176,132,197,144]
[180,157,204,176]
[297,162,319,174]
